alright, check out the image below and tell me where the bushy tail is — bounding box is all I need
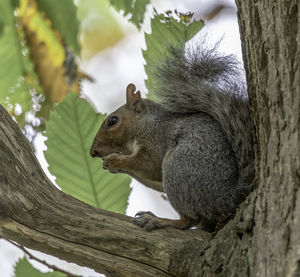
[152,45,254,184]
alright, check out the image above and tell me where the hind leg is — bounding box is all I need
[133,211,200,231]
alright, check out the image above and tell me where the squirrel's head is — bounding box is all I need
[90,83,144,158]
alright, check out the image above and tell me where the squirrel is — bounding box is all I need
[90,44,255,232]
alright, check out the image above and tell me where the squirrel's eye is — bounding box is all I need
[107,116,118,127]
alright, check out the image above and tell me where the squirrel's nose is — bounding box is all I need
[90,146,100,158]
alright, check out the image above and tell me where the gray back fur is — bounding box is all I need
[151,45,255,184]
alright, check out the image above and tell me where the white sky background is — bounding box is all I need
[0,0,243,276]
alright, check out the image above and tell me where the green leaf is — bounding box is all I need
[143,12,204,99]
[45,94,131,213]
[77,0,124,59]
[109,0,150,29]
[14,257,65,277]
[36,0,80,55]
[0,0,23,105]
[11,0,20,9]
[0,1,42,129]
[7,25,43,128]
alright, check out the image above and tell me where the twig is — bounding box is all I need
[8,240,82,277]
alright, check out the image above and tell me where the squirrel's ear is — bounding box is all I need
[126,83,144,113]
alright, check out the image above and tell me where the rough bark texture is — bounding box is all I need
[0,0,299,276]
[236,0,300,276]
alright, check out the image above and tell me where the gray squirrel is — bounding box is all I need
[90,44,255,232]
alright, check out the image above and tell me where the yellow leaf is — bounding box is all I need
[18,0,82,104]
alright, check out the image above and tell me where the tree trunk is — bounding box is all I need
[235,0,300,275]
[0,0,299,276]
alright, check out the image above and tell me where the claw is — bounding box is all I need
[135,211,156,217]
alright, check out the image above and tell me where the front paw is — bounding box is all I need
[102,153,123,173]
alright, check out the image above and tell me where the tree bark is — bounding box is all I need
[235,0,300,276]
[0,0,299,276]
